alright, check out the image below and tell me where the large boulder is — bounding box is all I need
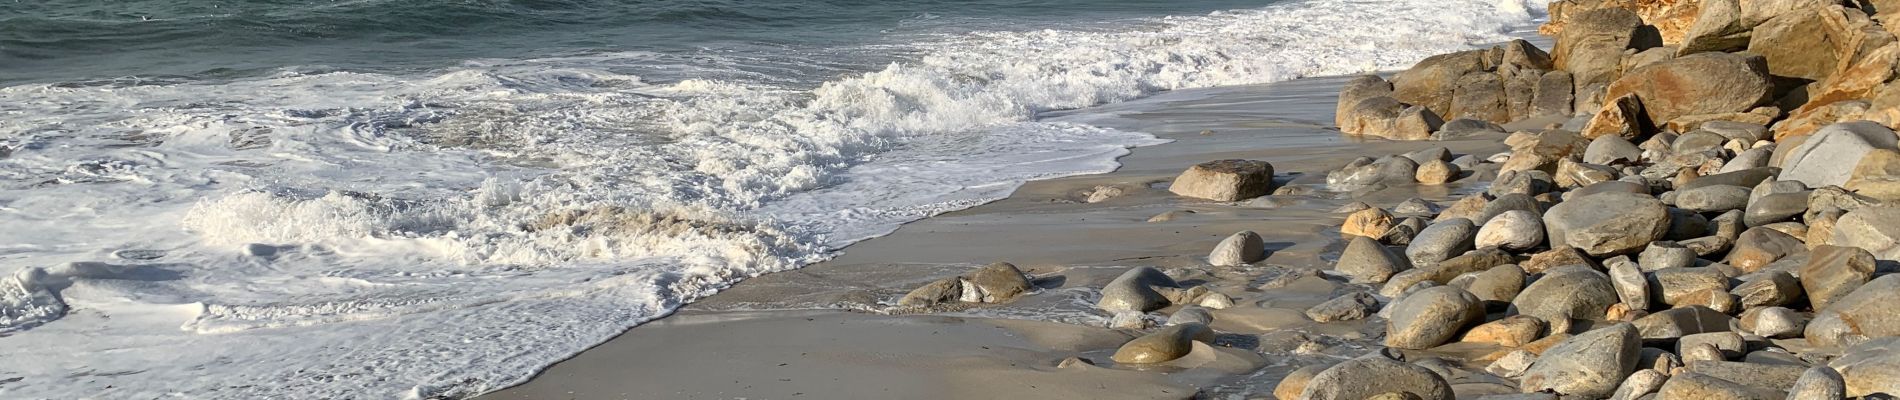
[1532,70,1577,118]
[1392,50,1489,119]
[1385,286,1486,349]
[1299,356,1454,400]
[1777,121,1900,188]
[1745,6,1884,85]
[1581,94,1651,140]
[1519,323,1642,398]
[1829,337,1900,397]
[1343,96,1445,140]
[1544,191,1671,256]
[1553,8,1646,90]
[1169,160,1275,201]
[1603,52,1774,128]
[1451,72,1511,124]
[1337,75,1395,128]
[1808,274,1900,348]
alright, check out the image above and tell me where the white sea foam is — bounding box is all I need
[0,0,1536,397]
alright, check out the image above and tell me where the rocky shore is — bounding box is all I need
[492,2,1900,398]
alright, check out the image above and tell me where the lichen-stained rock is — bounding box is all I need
[1337,75,1395,128]
[1392,50,1489,119]
[1450,72,1511,124]
[1208,230,1266,267]
[1553,8,1646,90]
[1169,159,1275,201]
[1533,70,1577,118]
[1544,191,1670,256]
[1603,52,1774,128]
[1518,323,1642,398]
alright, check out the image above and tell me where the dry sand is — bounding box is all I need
[483,74,1531,400]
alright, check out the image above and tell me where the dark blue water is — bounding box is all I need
[0,0,1271,83]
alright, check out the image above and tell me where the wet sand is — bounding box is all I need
[484,74,1524,400]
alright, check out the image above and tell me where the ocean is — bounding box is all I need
[0,0,1536,397]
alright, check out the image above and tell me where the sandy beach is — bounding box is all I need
[485,72,1526,399]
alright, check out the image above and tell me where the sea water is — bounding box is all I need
[0,0,1537,397]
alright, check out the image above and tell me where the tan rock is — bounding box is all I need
[1169,159,1275,201]
[1460,315,1548,347]
[1582,94,1650,140]
[1773,100,1871,140]
[1604,52,1775,128]
[1553,8,1647,90]
[1796,42,1900,116]
[1393,51,1489,118]
[1343,207,1396,239]
[1845,148,1900,201]
[1273,364,1328,400]
[1337,75,1395,128]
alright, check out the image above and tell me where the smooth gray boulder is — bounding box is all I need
[1337,236,1411,284]
[1406,218,1477,267]
[1638,241,1697,271]
[1096,267,1179,313]
[1544,191,1670,256]
[1461,264,1527,303]
[1476,210,1544,251]
[1510,266,1619,332]
[1209,230,1266,266]
[1519,323,1641,398]
[1385,286,1485,349]
[1584,135,1644,165]
[1744,191,1807,227]
[1299,356,1454,400]
[1779,121,1900,188]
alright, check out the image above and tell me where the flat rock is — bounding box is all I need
[1169,159,1275,201]
[1306,291,1380,323]
[1655,372,1784,400]
[1798,245,1877,313]
[1676,184,1751,212]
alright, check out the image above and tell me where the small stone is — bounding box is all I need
[1678,332,1744,360]
[1638,241,1697,271]
[1417,159,1459,185]
[1632,306,1735,340]
[1460,264,1527,303]
[1169,159,1276,201]
[1521,247,1597,274]
[1730,271,1801,308]
[1740,306,1805,338]
[1486,350,1537,378]
[1084,185,1125,203]
[1337,236,1411,284]
[1511,266,1619,332]
[1649,267,1730,307]
[1584,135,1644,165]
[1726,227,1806,273]
[1343,207,1397,239]
[1682,343,1722,363]
[1208,231,1266,267]
[1607,369,1667,400]
[1831,337,1900,397]
[1676,184,1751,212]
[1607,257,1650,311]
[1168,306,1214,326]
[1393,197,1441,215]
[1110,322,1209,364]
[1461,315,1547,347]
[1543,191,1671,256]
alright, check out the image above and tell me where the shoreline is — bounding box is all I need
[483,74,1519,399]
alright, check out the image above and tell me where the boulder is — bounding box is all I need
[1808,274,1900,347]
[1787,366,1847,400]
[1209,231,1266,266]
[1477,193,1543,225]
[1475,210,1544,251]
[1554,159,1619,188]
[1433,118,1507,140]
[1830,205,1900,260]
[1275,364,1329,400]
[1581,94,1650,140]
[1386,286,1485,349]
[1501,130,1590,174]
[1511,266,1619,331]
[1423,248,1515,284]
[1686,360,1806,392]
[1725,227,1806,272]
[1337,75,1395,128]
[1632,306,1735,340]
[1532,70,1577,118]
[1607,369,1668,400]
[1829,337,1900,397]
[1170,160,1276,201]
[1306,291,1381,323]
[1676,0,1748,55]
[1168,306,1214,326]
[1638,241,1697,271]
[1461,315,1547,347]
[1110,322,1210,364]
[1553,8,1646,90]
[1584,135,1643,165]
[1406,218,1477,267]
[1450,72,1511,124]
[1603,52,1775,128]
[1740,306,1805,338]
[1654,372,1784,400]
[1337,236,1411,284]
[1747,6,1889,85]
[898,278,964,307]
[1543,191,1671,256]
[1299,356,1454,400]
[1845,148,1900,202]
[1393,50,1489,118]
[1778,121,1900,188]
[1097,267,1180,312]
[1521,246,1598,274]
[1799,245,1878,312]
[1518,323,1641,398]
[1743,191,1807,227]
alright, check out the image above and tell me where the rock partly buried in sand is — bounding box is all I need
[1385,286,1485,349]
[1097,267,1180,313]
[1656,372,1783,400]
[1808,274,1900,348]
[1829,337,1900,397]
[1553,8,1645,90]
[1298,356,1454,400]
[1336,236,1411,284]
[1518,323,1641,398]
[1778,121,1900,188]
[1604,52,1774,128]
[1511,266,1619,333]
[1168,159,1274,201]
[1110,322,1210,364]
[1475,210,1544,251]
[1209,230,1266,267]
[1543,191,1670,256]
[897,262,1036,307]
[1306,291,1380,323]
